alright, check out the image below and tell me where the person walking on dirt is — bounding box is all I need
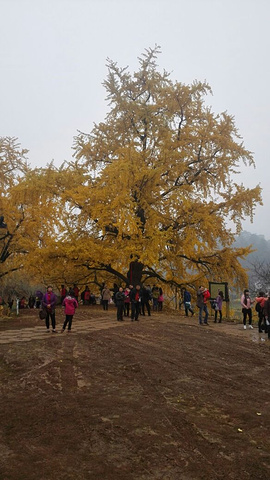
[240,289,254,330]
[61,289,78,332]
[183,288,194,317]
[42,286,57,333]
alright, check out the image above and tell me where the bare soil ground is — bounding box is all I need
[0,306,270,480]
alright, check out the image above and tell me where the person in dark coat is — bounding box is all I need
[130,285,141,321]
[35,290,43,309]
[183,288,194,317]
[141,286,151,316]
[28,295,35,309]
[114,287,125,321]
[151,285,159,311]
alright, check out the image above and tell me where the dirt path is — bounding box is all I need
[0,312,125,344]
[0,306,266,345]
[0,307,270,479]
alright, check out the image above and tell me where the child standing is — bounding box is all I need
[61,289,78,333]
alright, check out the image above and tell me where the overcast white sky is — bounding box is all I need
[1,0,269,238]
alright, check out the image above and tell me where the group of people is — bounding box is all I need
[60,285,97,306]
[42,286,78,333]
[196,286,211,325]
[183,285,270,335]
[41,283,225,329]
[181,286,223,326]
[101,284,164,321]
[1,294,38,310]
[38,283,165,332]
[5,282,270,335]
[240,289,270,337]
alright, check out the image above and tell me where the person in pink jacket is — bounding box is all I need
[61,289,78,333]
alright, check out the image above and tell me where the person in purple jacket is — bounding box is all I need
[42,286,58,333]
[214,290,224,323]
[61,289,78,333]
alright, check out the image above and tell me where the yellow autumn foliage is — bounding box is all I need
[0,48,262,292]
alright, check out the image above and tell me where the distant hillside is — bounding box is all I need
[233,231,270,267]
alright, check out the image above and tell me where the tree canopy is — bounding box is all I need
[0,137,30,279]
[1,47,262,290]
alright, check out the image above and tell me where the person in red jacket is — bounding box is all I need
[60,285,67,304]
[61,289,78,332]
[255,291,267,333]
[197,286,210,325]
[73,284,79,302]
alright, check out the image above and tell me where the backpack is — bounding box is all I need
[255,302,262,313]
[210,300,217,310]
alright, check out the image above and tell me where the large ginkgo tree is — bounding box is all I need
[19,46,262,289]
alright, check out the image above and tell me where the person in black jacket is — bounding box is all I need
[141,286,151,316]
[183,288,194,317]
[114,287,125,321]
